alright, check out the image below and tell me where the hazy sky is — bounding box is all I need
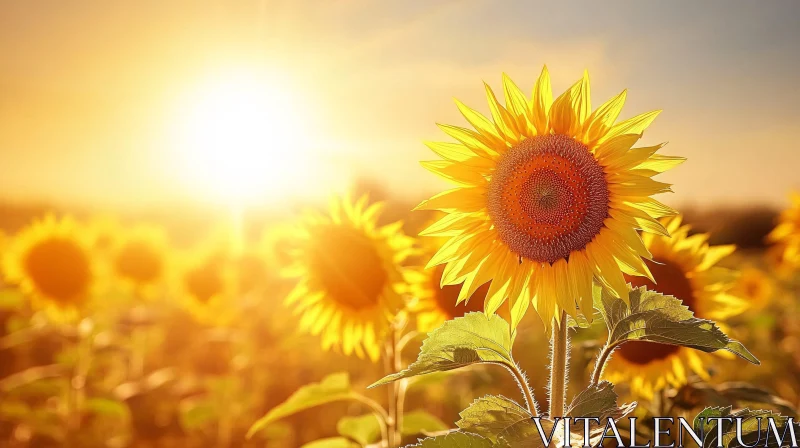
[1,0,799,211]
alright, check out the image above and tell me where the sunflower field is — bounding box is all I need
[1,63,800,448]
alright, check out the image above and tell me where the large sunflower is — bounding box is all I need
[602,215,748,398]
[284,194,415,362]
[111,224,169,298]
[417,67,683,329]
[767,192,800,273]
[3,215,97,320]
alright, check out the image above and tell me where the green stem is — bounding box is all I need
[548,311,569,418]
[352,394,390,444]
[589,342,618,386]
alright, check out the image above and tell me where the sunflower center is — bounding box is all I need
[185,261,224,304]
[309,226,388,311]
[23,238,91,305]
[430,265,488,318]
[115,241,163,285]
[488,134,609,264]
[617,258,697,365]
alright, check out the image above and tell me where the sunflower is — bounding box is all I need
[602,215,748,398]
[284,194,415,362]
[408,225,492,332]
[730,266,774,312]
[417,67,683,329]
[173,244,239,327]
[260,222,299,270]
[111,224,169,297]
[88,214,123,254]
[3,215,97,320]
[409,264,491,333]
[767,192,800,273]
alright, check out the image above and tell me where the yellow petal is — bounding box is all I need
[601,110,662,143]
[484,82,521,142]
[583,89,627,145]
[531,65,552,135]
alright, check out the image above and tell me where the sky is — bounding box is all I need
[1,0,799,211]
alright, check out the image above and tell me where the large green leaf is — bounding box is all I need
[456,395,532,443]
[337,414,381,446]
[404,431,494,447]
[565,381,636,447]
[693,407,796,448]
[248,373,356,439]
[403,410,449,436]
[495,418,555,448]
[370,313,515,388]
[301,437,360,448]
[595,285,759,363]
[566,381,636,421]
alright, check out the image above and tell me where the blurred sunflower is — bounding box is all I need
[766,243,797,280]
[602,215,747,398]
[284,194,415,362]
[111,224,169,298]
[88,214,123,253]
[408,227,491,332]
[261,222,299,270]
[767,192,800,272]
[174,245,239,327]
[409,264,489,333]
[417,67,683,329]
[2,215,97,320]
[731,266,774,312]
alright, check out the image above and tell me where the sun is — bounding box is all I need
[173,71,317,205]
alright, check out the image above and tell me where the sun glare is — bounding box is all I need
[173,71,316,205]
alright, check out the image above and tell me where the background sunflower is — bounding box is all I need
[283,194,416,362]
[2,215,98,321]
[110,224,169,299]
[768,192,800,273]
[602,215,748,398]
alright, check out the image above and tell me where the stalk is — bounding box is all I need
[548,311,569,417]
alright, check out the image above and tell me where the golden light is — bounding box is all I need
[172,71,318,206]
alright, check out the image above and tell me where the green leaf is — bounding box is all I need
[370,313,514,388]
[405,431,494,447]
[337,414,381,446]
[495,418,555,448]
[301,437,360,448]
[84,398,129,419]
[716,382,798,417]
[595,285,760,363]
[456,395,532,442]
[403,410,449,436]
[247,372,355,439]
[693,406,796,448]
[180,400,217,431]
[566,381,636,421]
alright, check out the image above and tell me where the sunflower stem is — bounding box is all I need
[589,342,617,386]
[384,326,399,447]
[548,311,569,418]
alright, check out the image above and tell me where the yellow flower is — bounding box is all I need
[260,222,299,270]
[87,214,123,253]
[417,67,683,329]
[3,215,97,320]
[730,266,774,312]
[174,244,239,327]
[284,194,415,362]
[111,224,169,297]
[408,234,491,332]
[409,263,491,333]
[767,192,800,272]
[603,215,747,398]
